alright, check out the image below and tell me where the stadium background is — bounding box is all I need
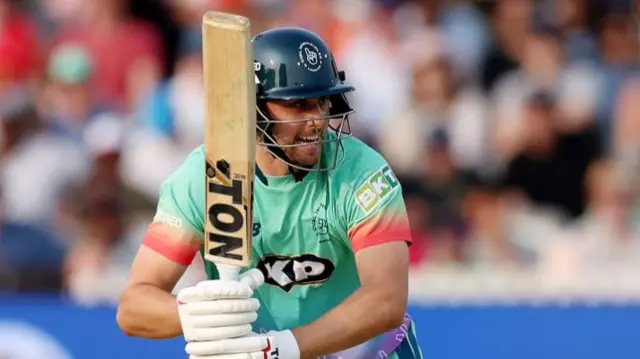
[1,0,640,357]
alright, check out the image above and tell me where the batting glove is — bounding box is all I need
[185,329,301,359]
[177,269,265,343]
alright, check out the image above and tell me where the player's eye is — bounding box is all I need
[292,100,306,109]
[287,98,330,113]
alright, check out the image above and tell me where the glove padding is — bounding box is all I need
[186,330,301,359]
[177,269,265,342]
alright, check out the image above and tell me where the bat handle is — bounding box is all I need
[217,263,241,281]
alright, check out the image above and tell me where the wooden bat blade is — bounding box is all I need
[202,11,256,269]
[203,11,250,30]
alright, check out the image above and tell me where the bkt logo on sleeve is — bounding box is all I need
[354,164,399,215]
[256,254,335,292]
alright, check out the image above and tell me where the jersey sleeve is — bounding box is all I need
[142,149,206,266]
[340,145,413,253]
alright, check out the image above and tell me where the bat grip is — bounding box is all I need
[217,263,241,281]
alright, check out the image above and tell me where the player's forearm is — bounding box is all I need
[291,286,405,359]
[116,283,182,339]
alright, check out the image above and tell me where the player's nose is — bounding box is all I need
[303,117,324,133]
[302,109,324,128]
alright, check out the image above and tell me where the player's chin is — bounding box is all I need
[291,145,321,167]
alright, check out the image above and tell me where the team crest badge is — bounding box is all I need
[298,41,325,72]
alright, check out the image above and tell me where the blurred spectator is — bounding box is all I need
[500,91,602,220]
[593,3,640,149]
[272,0,346,52]
[396,129,474,265]
[379,29,489,176]
[554,63,602,133]
[540,158,640,282]
[38,0,85,26]
[463,182,566,269]
[0,84,89,227]
[480,0,532,93]
[122,25,207,200]
[463,184,516,267]
[0,0,39,90]
[491,13,593,161]
[0,181,66,292]
[393,0,491,84]
[158,27,205,149]
[63,113,157,304]
[340,1,411,144]
[552,0,600,64]
[38,43,110,140]
[613,78,640,186]
[51,0,164,111]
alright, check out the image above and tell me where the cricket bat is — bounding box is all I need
[202,11,256,281]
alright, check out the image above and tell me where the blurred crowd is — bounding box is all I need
[1,0,640,303]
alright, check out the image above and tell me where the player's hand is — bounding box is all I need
[177,269,265,343]
[185,330,301,359]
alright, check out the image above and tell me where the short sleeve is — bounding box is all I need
[343,161,413,253]
[142,149,206,265]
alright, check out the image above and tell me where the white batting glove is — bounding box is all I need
[185,329,301,359]
[177,269,265,343]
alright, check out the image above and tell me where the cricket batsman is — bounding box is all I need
[117,26,423,359]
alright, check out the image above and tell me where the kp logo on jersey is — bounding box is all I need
[256,254,335,292]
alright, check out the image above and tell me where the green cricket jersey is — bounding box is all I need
[144,131,422,359]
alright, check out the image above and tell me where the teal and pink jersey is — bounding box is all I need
[143,132,423,359]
